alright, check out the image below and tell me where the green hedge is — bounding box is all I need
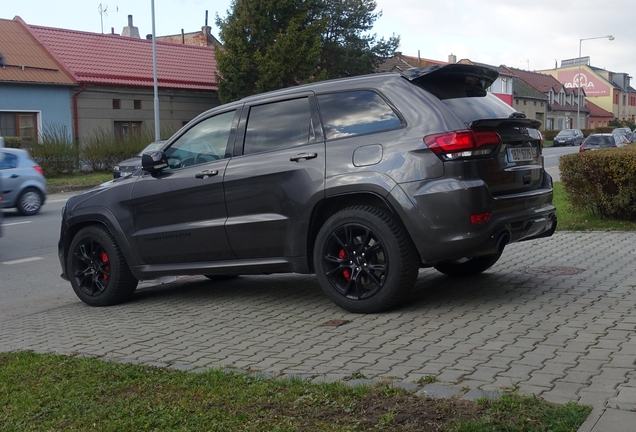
[559,145,636,221]
[2,136,22,148]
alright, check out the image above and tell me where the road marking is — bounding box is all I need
[2,257,43,265]
[1,221,32,227]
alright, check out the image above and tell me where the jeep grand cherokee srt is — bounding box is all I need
[59,64,556,313]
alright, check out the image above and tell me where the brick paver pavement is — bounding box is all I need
[1,232,635,411]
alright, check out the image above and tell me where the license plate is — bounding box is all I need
[507,147,535,162]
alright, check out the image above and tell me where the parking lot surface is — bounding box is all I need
[1,231,635,426]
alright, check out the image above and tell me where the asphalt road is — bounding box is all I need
[0,193,78,319]
[543,145,580,180]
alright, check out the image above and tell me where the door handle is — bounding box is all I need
[10,174,19,179]
[290,152,318,162]
[195,170,218,179]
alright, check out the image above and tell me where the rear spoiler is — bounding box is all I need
[400,64,499,91]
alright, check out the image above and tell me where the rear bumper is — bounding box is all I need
[391,172,556,264]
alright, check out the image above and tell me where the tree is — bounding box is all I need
[314,0,400,79]
[215,0,400,102]
[215,0,323,103]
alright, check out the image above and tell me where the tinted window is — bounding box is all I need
[442,93,517,123]
[244,98,311,155]
[165,110,235,169]
[0,153,17,169]
[584,136,614,147]
[317,91,402,140]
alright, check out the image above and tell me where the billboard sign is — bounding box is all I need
[559,68,610,97]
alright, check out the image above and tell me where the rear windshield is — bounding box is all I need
[440,93,517,123]
[584,136,614,147]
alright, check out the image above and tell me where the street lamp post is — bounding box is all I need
[577,35,614,129]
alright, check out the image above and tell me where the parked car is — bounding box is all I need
[58,64,556,314]
[0,147,47,215]
[611,127,631,137]
[112,140,166,178]
[579,133,620,152]
[553,129,584,147]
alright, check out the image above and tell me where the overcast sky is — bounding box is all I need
[3,0,633,79]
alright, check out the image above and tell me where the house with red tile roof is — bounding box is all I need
[585,99,614,129]
[0,17,76,145]
[376,52,447,73]
[501,66,590,130]
[11,16,221,145]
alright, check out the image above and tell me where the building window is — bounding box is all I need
[516,100,519,105]
[614,94,619,104]
[134,100,142,110]
[501,78,508,93]
[533,101,536,106]
[0,112,38,144]
[623,94,627,106]
[114,121,142,140]
[113,99,121,109]
[523,100,526,105]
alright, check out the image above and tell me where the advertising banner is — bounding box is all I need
[558,69,610,97]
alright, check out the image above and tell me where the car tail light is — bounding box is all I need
[579,145,584,153]
[33,165,44,176]
[470,212,491,224]
[424,130,500,160]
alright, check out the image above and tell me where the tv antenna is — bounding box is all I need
[98,4,108,33]
[520,59,530,70]
[98,4,118,34]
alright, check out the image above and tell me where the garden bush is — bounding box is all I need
[559,145,636,221]
[2,136,22,148]
[28,125,78,177]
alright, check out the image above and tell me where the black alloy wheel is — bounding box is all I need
[68,225,138,306]
[314,206,419,313]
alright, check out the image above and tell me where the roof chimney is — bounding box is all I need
[121,15,140,38]
[448,53,457,64]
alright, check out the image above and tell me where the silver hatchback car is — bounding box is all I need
[0,147,47,215]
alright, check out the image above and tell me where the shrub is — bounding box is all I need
[81,124,176,172]
[29,124,79,177]
[2,136,22,148]
[559,145,636,221]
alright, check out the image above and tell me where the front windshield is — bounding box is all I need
[557,130,575,137]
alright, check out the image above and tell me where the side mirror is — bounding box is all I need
[141,150,168,173]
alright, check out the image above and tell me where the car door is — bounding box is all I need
[0,151,19,207]
[130,109,239,265]
[223,94,325,259]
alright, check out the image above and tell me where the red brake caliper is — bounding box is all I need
[101,251,110,281]
[339,249,351,280]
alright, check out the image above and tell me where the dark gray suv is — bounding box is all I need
[59,64,556,313]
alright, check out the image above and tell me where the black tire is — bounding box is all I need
[313,206,419,314]
[68,225,138,306]
[16,187,43,216]
[434,253,502,277]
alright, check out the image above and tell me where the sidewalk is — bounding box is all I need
[2,216,636,430]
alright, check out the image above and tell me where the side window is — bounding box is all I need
[165,110,235,169]
[317,91,402,140]
[243,98,311,155]
[0,153,17,169]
